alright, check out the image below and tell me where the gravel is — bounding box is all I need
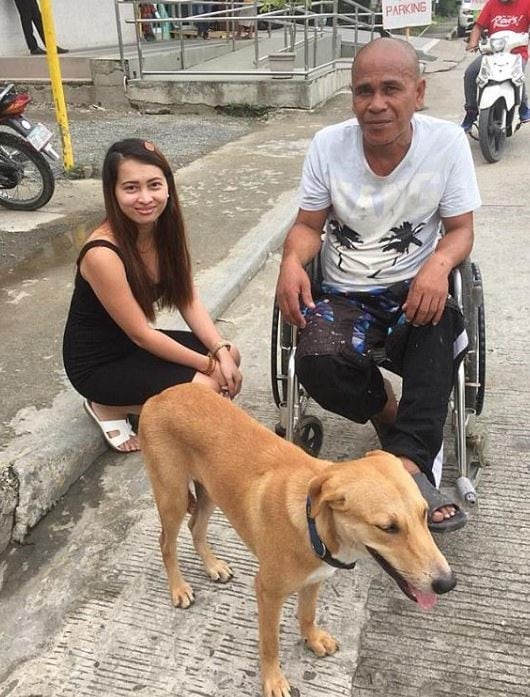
[24,103,266,176]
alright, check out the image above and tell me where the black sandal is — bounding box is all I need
[412,472,468,533]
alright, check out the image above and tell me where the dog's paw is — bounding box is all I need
[304,628,338,657]
[171,583,195,609]
[206,559,234,584]
[263,669,291,697]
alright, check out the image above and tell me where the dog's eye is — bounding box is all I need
[377,523,399,534]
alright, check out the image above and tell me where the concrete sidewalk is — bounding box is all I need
[0,37,466,552]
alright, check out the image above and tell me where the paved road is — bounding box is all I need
[1,42,530,697]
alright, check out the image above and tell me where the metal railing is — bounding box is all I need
[114,0,384,79]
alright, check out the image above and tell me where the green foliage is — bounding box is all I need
[436,0,460,17]
[260,0,314,10]
[260,0,292,11]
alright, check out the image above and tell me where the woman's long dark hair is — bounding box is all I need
[101,138,193,322]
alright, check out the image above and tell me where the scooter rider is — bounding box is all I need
[461,0,530,131]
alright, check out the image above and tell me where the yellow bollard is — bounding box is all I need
[39,0,74,170]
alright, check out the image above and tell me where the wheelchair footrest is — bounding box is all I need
[456,476,478,506]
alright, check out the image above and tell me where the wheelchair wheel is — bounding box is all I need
[294,415,323,457]
[270,299,291,408]
[461,260,486,416]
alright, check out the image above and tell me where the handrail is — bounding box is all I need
[114,0,382,79]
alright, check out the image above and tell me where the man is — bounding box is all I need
[276,38,481,533]
[461,0,530,131]
[13,0,68,55]
[193,3,212,40]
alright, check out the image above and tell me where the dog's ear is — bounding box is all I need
[308,472,346,517]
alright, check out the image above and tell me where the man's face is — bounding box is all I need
[351,50,426,150]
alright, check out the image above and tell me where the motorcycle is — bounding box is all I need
[473,30,528,163]
[0,83,59,210]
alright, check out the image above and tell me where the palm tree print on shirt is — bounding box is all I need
[381,221,425,266]
[368,220,425,279]
[329,220,364,271]
[381,220,425,266]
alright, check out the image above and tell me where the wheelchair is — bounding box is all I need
[271,257,487,506]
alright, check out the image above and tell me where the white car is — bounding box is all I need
[457,0,475,38]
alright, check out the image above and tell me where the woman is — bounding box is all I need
[63,138,242,453]
[235,0,255,39]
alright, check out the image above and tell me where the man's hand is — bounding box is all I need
[402,254,451,326]
[276,256,315,328]
[466,23,483,52]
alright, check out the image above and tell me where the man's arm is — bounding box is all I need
[276,208,328,327]
[466,21,485,51]
[402,212,474,327]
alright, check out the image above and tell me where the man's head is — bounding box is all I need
[351,38,426,152]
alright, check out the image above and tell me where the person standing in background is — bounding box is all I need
[13,0,68,55]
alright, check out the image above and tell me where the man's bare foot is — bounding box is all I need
[84,401,140,453]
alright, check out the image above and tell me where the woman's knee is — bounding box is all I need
[192,371,222,393]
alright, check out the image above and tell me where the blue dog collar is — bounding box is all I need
[306,497,357,570]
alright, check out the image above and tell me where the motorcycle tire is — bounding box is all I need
[0,131,55,210]
[478,100,506,163]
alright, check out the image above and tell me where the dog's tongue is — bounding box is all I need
[413,588,438,611]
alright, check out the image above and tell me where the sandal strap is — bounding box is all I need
[412,472,468,533]
[412,472,456,511]
[99,419,134,448]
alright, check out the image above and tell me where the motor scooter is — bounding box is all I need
[0,83,59,210]
[473,30,528,163]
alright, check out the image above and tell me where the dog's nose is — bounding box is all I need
[431,571,457,595]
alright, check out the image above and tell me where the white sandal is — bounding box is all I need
[83,400,139,453]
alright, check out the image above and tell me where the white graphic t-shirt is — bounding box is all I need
[298,114,482,293]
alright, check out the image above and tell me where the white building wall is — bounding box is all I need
[0,0,136,57]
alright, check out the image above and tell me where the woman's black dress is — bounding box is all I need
[62,240,207,406]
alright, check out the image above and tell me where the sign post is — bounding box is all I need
[381,0,432,33]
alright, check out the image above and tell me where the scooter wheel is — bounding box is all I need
[0,131,55,210]
[478,101,507,163]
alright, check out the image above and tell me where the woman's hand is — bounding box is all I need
[214,348,242,398]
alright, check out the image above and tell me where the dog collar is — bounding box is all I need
[306,497,357,570]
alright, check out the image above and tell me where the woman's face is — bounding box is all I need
[114,158,169,232]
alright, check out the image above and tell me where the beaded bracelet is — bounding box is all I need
[202,352,216,376]
[211,340,231,358]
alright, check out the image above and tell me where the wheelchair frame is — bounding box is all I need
[271,258,487,506]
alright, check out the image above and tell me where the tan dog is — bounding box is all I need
[140,383,456,697]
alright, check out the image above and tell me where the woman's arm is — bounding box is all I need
[180,289,242,396]
[80,247,212,374]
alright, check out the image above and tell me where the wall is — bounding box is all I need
[0,0,136,56]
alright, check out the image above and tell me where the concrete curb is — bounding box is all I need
[0,191,297,552]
